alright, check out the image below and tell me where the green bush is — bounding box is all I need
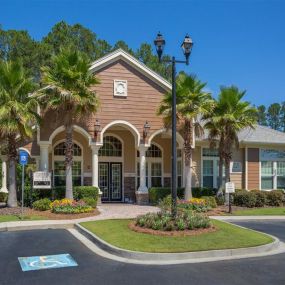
[82,197,97,208]
[149,187,184,205]
[32,198,51,211]
[233,190,256,208]
[202,196,217,208]
[149,187,216,205]
[0,192,8,203]
[74,186,99,200]
[50,199,93,214]
[215,195,225,206]
[251,190,267,207]
[266,190,284,206]
[135,211,211,231]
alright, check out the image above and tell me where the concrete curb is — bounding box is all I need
[210,215,285,221]
[74,223,284,263]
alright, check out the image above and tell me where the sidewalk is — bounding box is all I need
[211,215,285,221]
[0,204,160,231]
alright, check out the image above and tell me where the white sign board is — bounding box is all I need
[225,182,235,193]
[33,171,52,189]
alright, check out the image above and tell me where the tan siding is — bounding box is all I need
[230,148,244,189]
[40,60,166,141]
[248,148,260,190]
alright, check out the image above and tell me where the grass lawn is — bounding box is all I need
[0,215,46,223]
[233,207,285,216]
[80,219,273,253]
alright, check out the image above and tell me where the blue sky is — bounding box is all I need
[1,0,285,106]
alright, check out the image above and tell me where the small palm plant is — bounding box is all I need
[158,73,214,200]
[204,86,257,186]
[0,60,40,207]
[39,48,99,199]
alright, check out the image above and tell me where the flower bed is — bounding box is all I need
[50,199,93,214]
[135,211,211,232]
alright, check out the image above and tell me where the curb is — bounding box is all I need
[74,223,283,262]
[0,221,73,232]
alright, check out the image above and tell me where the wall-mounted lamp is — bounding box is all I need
[94,119,101,140]
[143,121,150,140]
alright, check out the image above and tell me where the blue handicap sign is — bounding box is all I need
[18,254,78,271]
[19,150,29,166]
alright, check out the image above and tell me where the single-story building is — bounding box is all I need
[1,49,285,203]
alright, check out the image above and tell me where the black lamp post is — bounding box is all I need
[154,32,193,217]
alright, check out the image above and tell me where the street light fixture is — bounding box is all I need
[154,32,193,217]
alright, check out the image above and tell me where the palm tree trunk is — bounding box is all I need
[224,156,231,205]
[65,124,73,199]
[7,135,18,207]
[184,119,193,200]
[217,155,224,195]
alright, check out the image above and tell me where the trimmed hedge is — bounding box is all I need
[24,186,99,207]
[148,187,216,205]
[233,190,285,208]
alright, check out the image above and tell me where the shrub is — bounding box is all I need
[233,190,256,208]
[178,198,210,212]
[50,198,93,214]
[215,195,225,206]
[266,190,284,207]
[251,190,267,207]
[82,197,97,208]
[32,198,51,211]
[149,187,184,205]
[202,196,217,208]
[0,192,8,203]
[74,186,99,202]
[135,211,211,232]
[149,187,216,205]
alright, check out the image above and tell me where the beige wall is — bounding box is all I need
[230,148,244,189]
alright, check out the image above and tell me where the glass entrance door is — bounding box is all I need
[99,162,122,202]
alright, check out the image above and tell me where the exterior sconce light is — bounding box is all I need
[143,121,151,140]
[94,119,101,140]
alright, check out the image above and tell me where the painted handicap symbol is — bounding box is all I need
[18,254,78,271]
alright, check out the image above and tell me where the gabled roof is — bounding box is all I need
[89,49,172,91]
[198,124,285,145]
[238,125,285,145]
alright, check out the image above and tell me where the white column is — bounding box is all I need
[35,157,40,171]
[39,143,50,171]
[137,145,149,193]
[0,156,8,193]
[91,145,102,194]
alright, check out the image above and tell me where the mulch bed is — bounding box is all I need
[0,206,100,220]
[128,221,217,237]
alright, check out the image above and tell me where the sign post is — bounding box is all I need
[19,151,29,219]
[225,182,235,214]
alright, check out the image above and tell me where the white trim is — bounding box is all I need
[100,120,140,148]
[89,49,172,91]
[46,125,93,146]
[147,128,184,148]
[19,147,31,156]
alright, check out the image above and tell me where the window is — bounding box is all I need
[99,136,122,157]
[151,162,162,187]
[277,162,285,189]
[54,161,82,186]
[54,142,81,156]
[261,161,273,190]
[202,148,224,188]
[203,160,214,188]
[53,142,82,186]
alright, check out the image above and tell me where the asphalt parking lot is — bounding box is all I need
[0,221,285,285]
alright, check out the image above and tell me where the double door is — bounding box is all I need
[99,162,122,202]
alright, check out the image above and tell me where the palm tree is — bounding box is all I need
[158,73,214,200]
[204,86,257,188]
[0,60,40,207]
[39,48,99,199]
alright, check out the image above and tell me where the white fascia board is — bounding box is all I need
[89,49,172,92]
